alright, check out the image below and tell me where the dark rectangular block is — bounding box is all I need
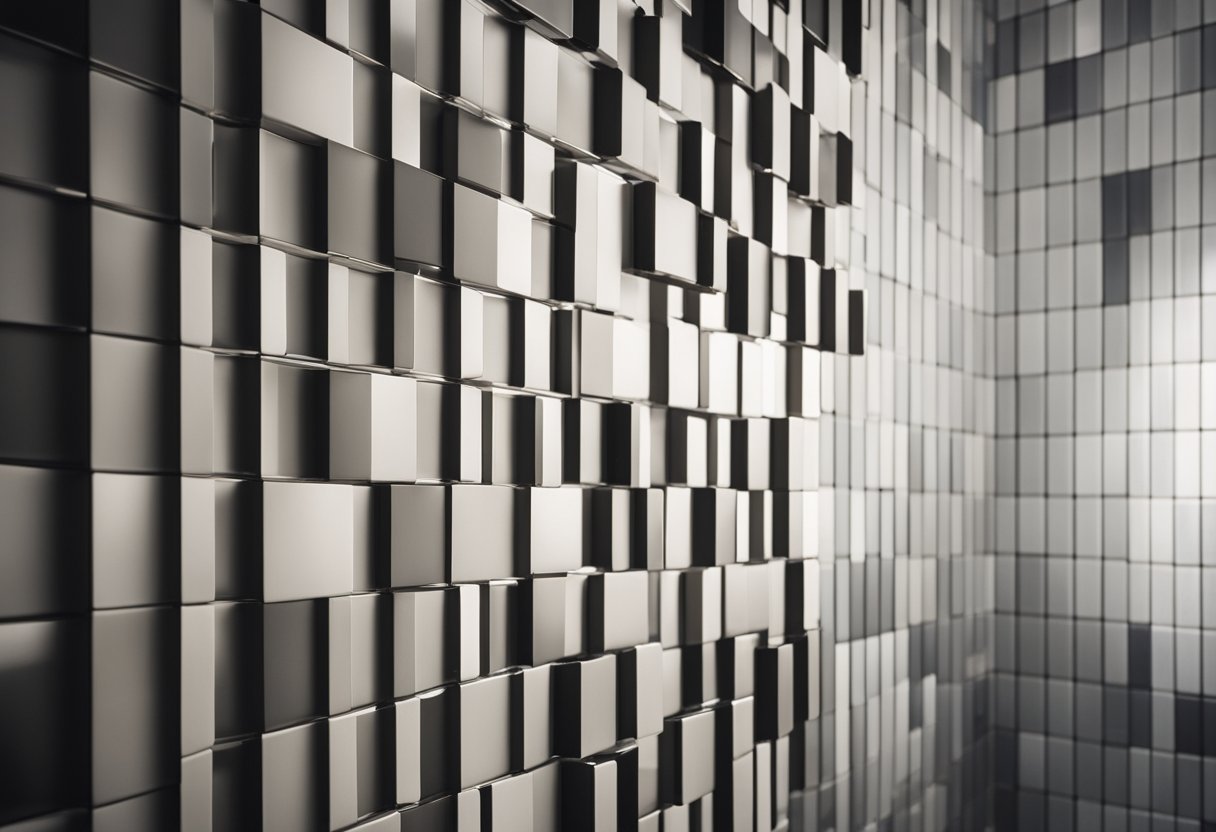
[835,134,853,205]
[1102,173,1127,241]
[726,235,772,338]
[0,34,89,191]
[590,487,631,571]
[750,83,790,182]
[842,0,861,74]
[847,289,865,355]
[561,757,617,832]
[1045,59,1076,123]
[90,72,178,217]
[818,268,837,349]
[755,641,794,740]
[0,619,89,823]
[0,184,88,328]
[691,488,736,566]
[0,327,88,465]
[677,121,707,207]
[632,488,665,572]
[1126,168,1151,236]
[1175,695,1202,756]
[696,212,728,293]
[418,686,455,801]
[678,641,717,709]
[593,65,649,173]
[0,465,89,619]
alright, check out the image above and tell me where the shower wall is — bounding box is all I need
[0,0,993,830]
[988,0,1216,828]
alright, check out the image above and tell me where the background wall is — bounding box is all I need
[0,0,994,830]
[988,0,1216,828]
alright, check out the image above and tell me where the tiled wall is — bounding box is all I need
[0,1,994,830]
[988,0,1216,828]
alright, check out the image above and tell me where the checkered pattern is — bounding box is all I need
[990,0,1216,828]
[0,1,993,830]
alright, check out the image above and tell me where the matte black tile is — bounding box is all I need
[1175,696,1203,756]
[1205,700,1216,756]
[1204,24,1216,89]
[1126,0,1152,45]
[1045,59,1076,123]
[1128,625,1151,690]
[0,184,89,329]
[1103,173,1128,241]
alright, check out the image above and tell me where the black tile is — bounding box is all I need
[1045,59,1076,124]
[1128,624,1151,689]
[1176,695,1203,756]
[805,0,827,44]
[1102,173,1128,241]
[1205,700,1216,756]
[1017,790,1046,832]
[1127,0,1152,45]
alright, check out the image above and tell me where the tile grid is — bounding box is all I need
[990,0,1216,829]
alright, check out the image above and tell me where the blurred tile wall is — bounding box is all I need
[988,0,1216,828]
